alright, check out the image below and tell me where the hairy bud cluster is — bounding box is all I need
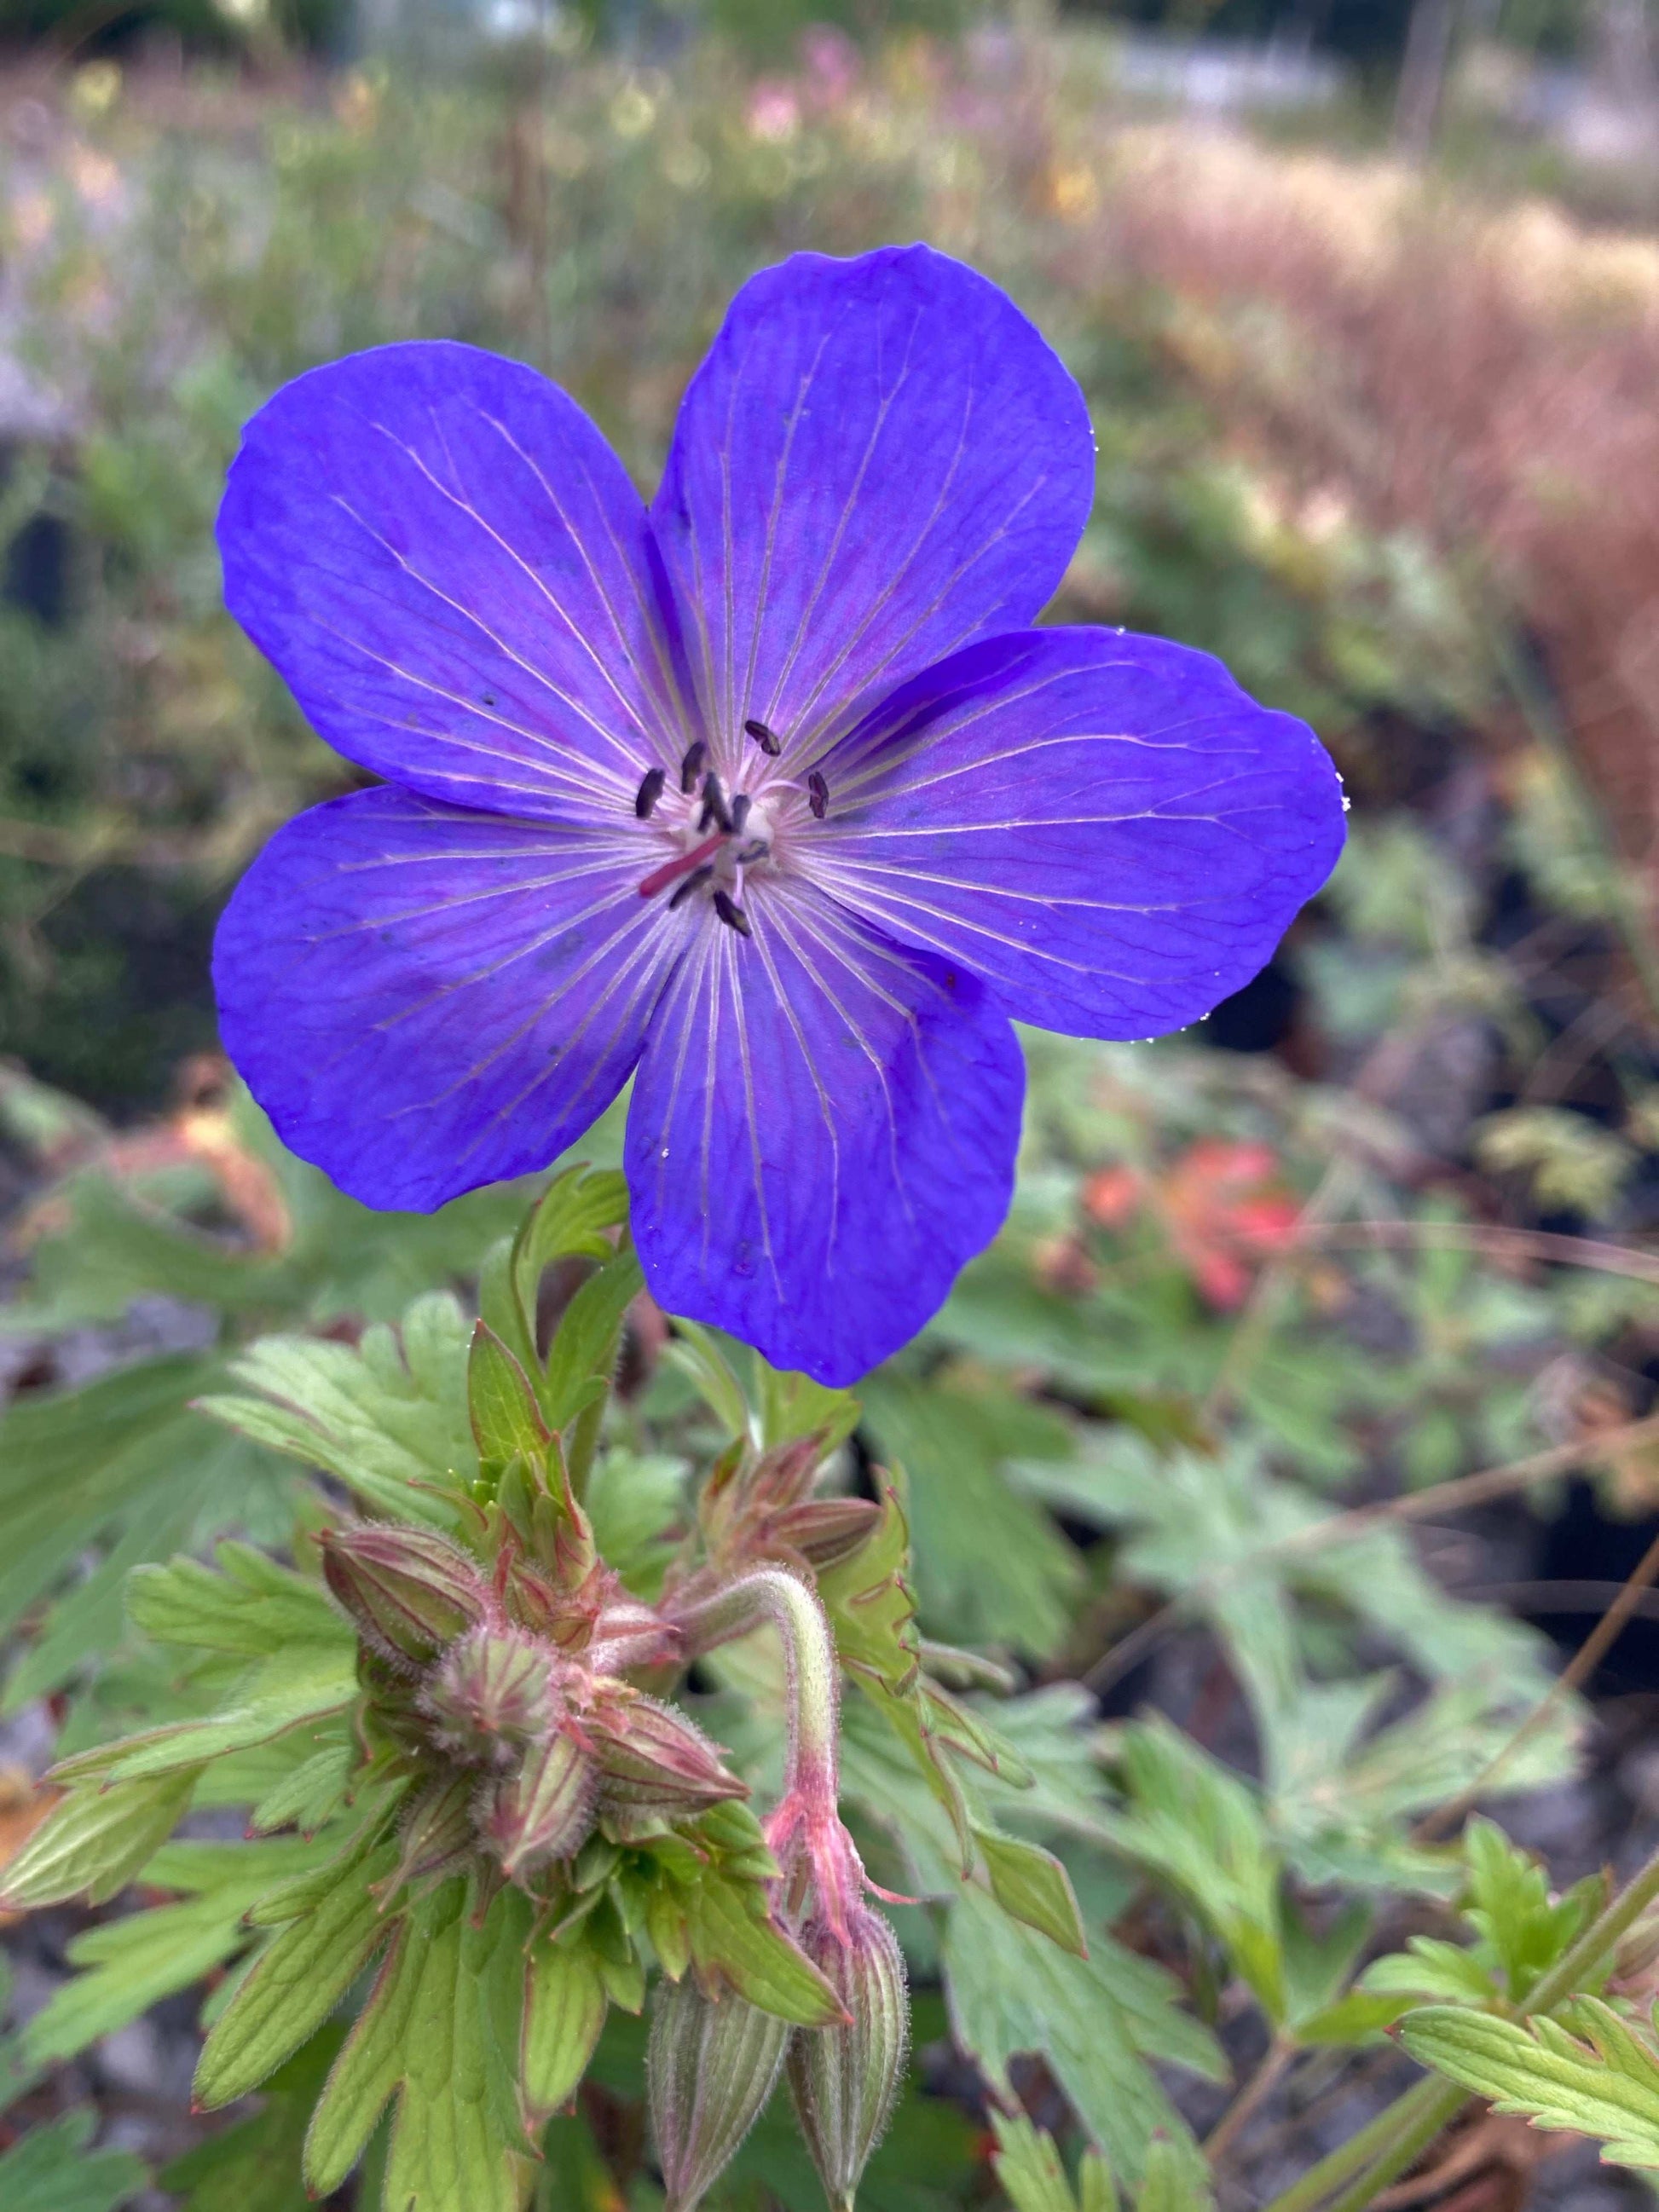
[321,1520,746,1896]
[648,1906,910,2212]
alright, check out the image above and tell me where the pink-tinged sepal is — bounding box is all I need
[321,1522,489,1669]
[588,1691,749,1825]
[482,1729,599,1881]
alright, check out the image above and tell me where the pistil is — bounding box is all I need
[639,833,726,900]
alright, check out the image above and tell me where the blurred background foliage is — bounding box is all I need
[6,0,1659,2208]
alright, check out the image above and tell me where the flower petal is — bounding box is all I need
[624,884,1024,1385]
[650,245,1094,769]
[806,627,1346,1037]
[213,787,679,1210]
[218,342,686,823]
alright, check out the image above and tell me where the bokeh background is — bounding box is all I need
[8,1,1659,2208]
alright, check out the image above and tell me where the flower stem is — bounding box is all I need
[1257,1837,1659,2212]
[668,1567,841,1805]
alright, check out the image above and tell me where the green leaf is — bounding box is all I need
[1461,1816,1602,1999]
[195,1839,400,2109]
[0,2110,147,2212]
[991,2113,1093,2212]
[685,1868,844,2025]
[0,1769,198,1908]
[0,1358,222,1642]
[1092,1719,1286,2023]
[61,1643,358,1784]
[860,1371,1080,1655]
[165,2026,344,2212]
[944,1885,1223,2187]
[306,1882,531,2209]
[662,1321,753,1440]
[1402,1996,1659,2168]
[1137,2134,1215,2212]
[973,1826,1089,1957]
[23,1839,332,2066]
[522,1934,608,2118]
[126,1543,347,1657]
[197,1293,477,1527]
[467,1322,552,1489]
[542,1245,645,1432]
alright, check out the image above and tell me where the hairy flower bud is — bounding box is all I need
[648,1973,790,2212]
[785,1909,909,2212]
[419,1627,554,1763]
[321,1523,488,1668]
[480,1728,598,1880]
[590,1694,749,1829]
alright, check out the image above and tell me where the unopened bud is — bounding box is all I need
[419,1627,553,1762]
[481,1728,597,1880]
[771,1499,882,1571]
[786,1909,909,2212]
[649,1973,790,2212]
[591,1695,749,1825]
[321,1523,487,1668]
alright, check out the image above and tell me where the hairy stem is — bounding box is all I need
[668,1567,841,1805]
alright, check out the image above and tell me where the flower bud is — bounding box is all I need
[419,1627,553,1763]
[785,1909,909,2212]
[648,1972,790,2212]
[321,1523,487,1668]
[480,1728,597,1881]
[591,1695,749,1826]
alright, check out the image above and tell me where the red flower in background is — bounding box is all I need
[1083,1138,1303,1308]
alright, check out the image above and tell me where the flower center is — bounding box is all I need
[633,726,829,940]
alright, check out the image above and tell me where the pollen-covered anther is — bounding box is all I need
[744,716,783,757]
[713,891,751,939]
[728,793,753,835]
[668,864,714,911]
[807,771,829,821]
[635,765,667,818]
[679,740,708,794]
[697,773,733,835]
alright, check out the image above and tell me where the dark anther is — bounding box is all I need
[679,741,708,794]
[807,771,829,821]
[697,773,732,835]
[714,890,752,939]
[634,766,666,819]
[668,864,714,910]
[728,793,753,835]
[744,718,783,756]
[734,839,769,865]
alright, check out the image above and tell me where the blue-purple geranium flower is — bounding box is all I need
[212,244,1344,1385]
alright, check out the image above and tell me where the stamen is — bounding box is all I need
[634,766,666,819]
[744,718,783,757]
[697,773,732,835]
[734,839,769,865]
[807,771,829,820]
[714,890,752,939]
[668,864,714,910]
[679,741,708,794]
[729,793,753,835]
[639,832,725,900]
